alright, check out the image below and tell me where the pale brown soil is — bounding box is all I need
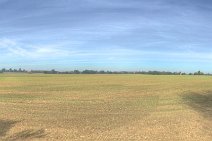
[0,74,211,140]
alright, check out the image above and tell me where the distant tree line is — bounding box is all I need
[0,68,209,75]
[0,68,27,73]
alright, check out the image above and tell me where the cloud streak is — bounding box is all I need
[0,38,72,58]
[1,38,212,64]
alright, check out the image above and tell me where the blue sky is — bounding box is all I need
[0,0,212,72]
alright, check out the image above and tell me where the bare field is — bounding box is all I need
[0,74,211,141]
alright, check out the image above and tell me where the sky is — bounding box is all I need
[0,0,212,72]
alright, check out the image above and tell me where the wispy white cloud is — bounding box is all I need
[0,38,16,47]
[1,38,212,63]
[0,38,72,58]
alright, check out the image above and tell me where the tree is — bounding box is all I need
[194,70,204,75]
[74,70,80,74]
[51,69,57,74]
